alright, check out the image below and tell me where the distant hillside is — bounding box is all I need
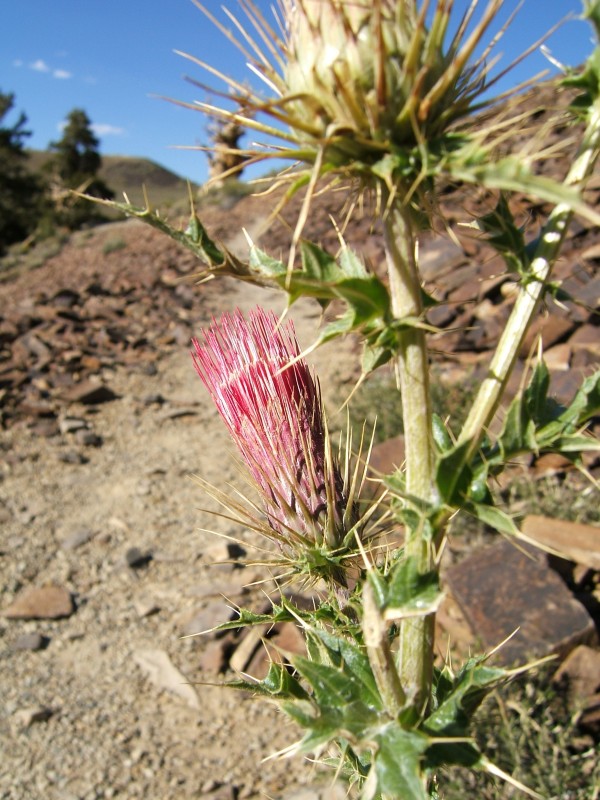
[26,150,199,210]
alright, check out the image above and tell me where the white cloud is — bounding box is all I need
[30,59,50,72]
[91,123,126,137]
[53,69,72,79]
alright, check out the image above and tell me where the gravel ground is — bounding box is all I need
[0,269,357,800]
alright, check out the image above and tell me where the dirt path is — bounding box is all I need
[0,264,358,800]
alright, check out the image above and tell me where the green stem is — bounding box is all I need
[383,205,436,710]
[363,581,406,716]
[458,98,600,463]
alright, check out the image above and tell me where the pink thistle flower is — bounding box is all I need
[191,308,354,565]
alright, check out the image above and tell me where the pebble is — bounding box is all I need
[75,430,103,447]
[59,416,89,435]
[133,648,200,709]
[134,596,161,618]
[2,584,75,620]
[125,547,153,569]
[12,706,54,728]
[58,450,89,465]
[11,632,49,651]
[60,528,97,550]
[64,381,118,405]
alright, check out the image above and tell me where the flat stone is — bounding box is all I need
[229,625,269,673]
[368,435,405,477]
[63,380,118,404]
[134,596,161,618]
[543,343,571,371]
[58,450,89,465]
[181,598,235,637]
[133,648,200,709]
[125,546,153,569]
[550,368,588,407]
[521,315,575,355]
[58,416,88,434]
[197,639,228,674]
[12,706,54,728]
[2,585,75,620]
[568,324,600,357]
[522,515,600,570]
[410,237,467,281]
[553,645,600,704]
[60,527,96,550]
[11,632,49,651]
[435,590,476,662]
[445,539,596,665]
[531,453,573,478]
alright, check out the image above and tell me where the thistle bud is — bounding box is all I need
[191,309,356,574]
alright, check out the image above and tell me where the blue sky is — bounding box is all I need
[2,1,595,184]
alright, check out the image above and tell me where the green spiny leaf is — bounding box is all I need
[308,629,382,709]
[468,502,520,538]
[475,194,529,274]
[384,556,441,620]
[248,244,286,279]
[227,662,308,700]
[372,724,430,800]
[450,157,600,228]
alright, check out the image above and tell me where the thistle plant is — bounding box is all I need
[86,1,600,797]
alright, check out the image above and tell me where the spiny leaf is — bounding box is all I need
[367,558,441,621]
[227,662,308,700]
[372,724,430,800]
[307,629,382,710]
[450,157,600,228]
[474,194,530,274]
[426,659,509,735]
[291,654,368,710]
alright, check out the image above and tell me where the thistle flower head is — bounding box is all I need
[181,0,539,203]
[191,308,366,583]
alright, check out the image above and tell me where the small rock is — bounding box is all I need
[543,343,571,371]
[74,429,103,447]
[197,639,229,674]
[58,450,89,465]
[30,419,60,438]
[134,596,161,618]
[531,453,573,478]
[60,528,96,550]
[59,416,88,435]
[181,598,235,637]
[143,393,165,406]
[2,585,75,620]
[159,406,199,421]
[11,632,49,651]
[133,648,200,709]
[64,380,118,404]
[12,706,54,728]
[143,362,158,376]
[522,515,600,570]
[125,547,153,569]
[553,645,600,703]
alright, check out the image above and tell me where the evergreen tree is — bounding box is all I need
[49,108,113,227]
[0,91,43,253]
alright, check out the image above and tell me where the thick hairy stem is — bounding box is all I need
[458,99,600,462]
[363,581,406,716]
[383,206,436,709]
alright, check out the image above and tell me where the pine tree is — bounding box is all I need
[0,91,43,253]
[49,108,113,227]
